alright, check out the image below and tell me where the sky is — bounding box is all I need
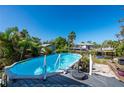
[0,5,124,44]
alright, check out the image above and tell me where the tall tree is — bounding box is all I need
[53,37,67,49]
[102,40,119,49]
[120,26,124,39]
[0,27,42,60]
[115,33,121,42]
[68,31,76,48]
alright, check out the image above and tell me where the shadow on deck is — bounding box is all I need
[7,73,124,87]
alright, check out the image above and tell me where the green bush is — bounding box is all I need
[88,50,96,56]
[116,43,124,57]
[80,56,89,72]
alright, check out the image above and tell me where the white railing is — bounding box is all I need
[54,54,61,69]
[89,54,93,75]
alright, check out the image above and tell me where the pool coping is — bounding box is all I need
[4,53,82,80]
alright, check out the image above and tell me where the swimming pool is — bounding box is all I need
[5,53,82,79]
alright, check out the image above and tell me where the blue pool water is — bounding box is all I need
[8,53,82,76]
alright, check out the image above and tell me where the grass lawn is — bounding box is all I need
[93,57,109,64]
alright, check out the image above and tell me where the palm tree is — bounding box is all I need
[68,31,76,49]
[119,26,124,42]
[0,27,20,66]
[20,29,30,39]
[0,27,42,60]
[18,36,42,59]
[0,26,44,70]
[0,27,19,55]
[116,33,121,42]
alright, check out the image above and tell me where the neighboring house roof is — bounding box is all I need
[96,47,114,52]
[102,47,114,51]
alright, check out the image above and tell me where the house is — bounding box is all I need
[73,42,94,51]
[96,47,114,58]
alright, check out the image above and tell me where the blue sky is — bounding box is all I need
[0,5,124,44]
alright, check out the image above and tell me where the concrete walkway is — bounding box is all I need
[93,63,118,79]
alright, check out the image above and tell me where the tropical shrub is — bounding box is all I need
[80,56,89,72]
[88,50,96,56]
[0,27,42,69]
[116,43,124,56]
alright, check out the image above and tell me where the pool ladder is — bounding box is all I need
[43,55,47,80]
[43,54,61,80]
[54,54,61,69]
[89,54,93,75]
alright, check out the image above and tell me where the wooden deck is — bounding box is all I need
[7,73,124,87]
